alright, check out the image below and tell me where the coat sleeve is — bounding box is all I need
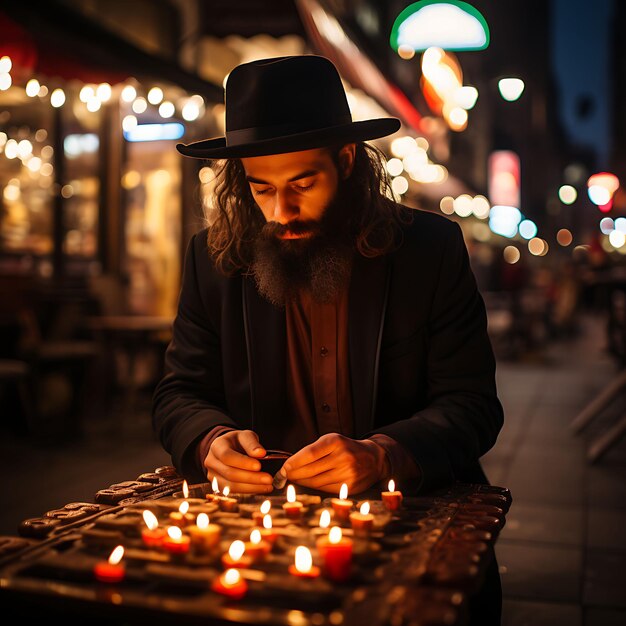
[152,234,238,482]
[365,221,504,493]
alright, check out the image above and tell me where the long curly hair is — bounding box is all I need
[202,142,413,275]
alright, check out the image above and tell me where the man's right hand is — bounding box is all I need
[202,429,274,494]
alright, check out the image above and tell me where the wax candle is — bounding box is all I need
[162,525,191,555]
[94,545,126,583]
[288,545,321,578]
[141,509,166,548]
[311,508,332,538]
[381,479,403,512]
[218,486,239,512]
[187,513,222,552]
[330,483,353,523]
[259,514,278,544]
[206,476,221,502]
[349,501,375,537]
[221,539,253,569]
[211,568,248,600]
[316,526,352,582]
[282,484,303,520]
[252,499,272,525]
[244,529,271,562]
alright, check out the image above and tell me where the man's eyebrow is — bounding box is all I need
[246,169,319,184]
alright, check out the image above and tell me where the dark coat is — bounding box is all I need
[152,207,504,492]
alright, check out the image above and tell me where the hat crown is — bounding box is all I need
[223,56,352,143]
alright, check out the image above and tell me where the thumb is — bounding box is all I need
[238,430,266,457]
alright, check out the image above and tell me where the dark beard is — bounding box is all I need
[250,188,354,307]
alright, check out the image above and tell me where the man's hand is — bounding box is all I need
[279,433,390,494]
[203,430,274,494]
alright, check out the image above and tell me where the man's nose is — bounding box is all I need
[272,191,299,223]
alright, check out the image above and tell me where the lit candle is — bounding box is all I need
[94,545,126,583]
[330,483,353,523]
[312,508,332,538]
[381,479,403,512]
[218,485,239,512]
[187,512,222,553]
[162,525,191,555]
[259,514,278,545]
[206,477,221,502]
[141,509,166,548]
[252,499,272,526]
[288,545,320,578]
[244,528,271,562]
[169,499,195,527]
[316,526,352,582]
[221,539,253,569]
[211,567,248,600]
[282,484,303,520]
[349,501,375,537]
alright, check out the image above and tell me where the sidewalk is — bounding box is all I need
[484,311,626,626]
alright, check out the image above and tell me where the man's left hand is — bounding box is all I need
[279,433,390,494]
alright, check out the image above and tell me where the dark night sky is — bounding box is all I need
[551,0,615,170]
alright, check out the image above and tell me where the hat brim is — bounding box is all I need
[176,118,401,159]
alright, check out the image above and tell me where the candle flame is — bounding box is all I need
[262,514,273,529]
[360,501,370,515]
[108,545,124,565]
[388,479,395,492]
[250,529,262,544]
[229,540,245,561]
[223,485,230,497]
[224,568,241,585]
[167,525,182,540]
[319,509,331,528]
[294,546,312,573]
[286,484,296,503]
[179,500,190,514]
[212,476,220,493]
[142,509,158,530]
[197,512,209,529]
[329,526,342,544]
[339,483,348,500]
[260,499,271,514]
[182,480,189,498]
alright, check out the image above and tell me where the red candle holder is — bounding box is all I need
[316,530,353,582]
[141,526,166,548]
[282,500,303,520]
[221,552,253,569]
[288,563,321,578]
[94,560,126,583]
[162,530,191,555]
[330,498,353,523]
[212,568,248,600]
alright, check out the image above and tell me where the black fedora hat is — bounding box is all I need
[176,55,401,159]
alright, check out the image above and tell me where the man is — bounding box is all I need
[153,54,504,500]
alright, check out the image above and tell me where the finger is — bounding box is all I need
[285,453,338,481]
[216,445,263,471]
[209,457,273,486]
[284,435,339,472]
[238,430,266,457]
[209,475,274,495]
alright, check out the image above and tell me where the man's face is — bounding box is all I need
[241,147,347,239]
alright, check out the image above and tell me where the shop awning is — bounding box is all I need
[1,1,223,101]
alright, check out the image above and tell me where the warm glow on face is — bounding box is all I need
[179,500,190,514]
[319,509,331,528]
[212,477,220,493]
[329,526,342,544]
[223,486,231,497]
[197,513,209,529]
[294,546,313,573]
[388,479,395,492]
[224,568,241,585]
[339,484,348,500]
[260,500,271,514]
[229,540,245,561]
[183,480,189,499]
[108,545,124,565]
[263,514,273,529]
[287,484,296,503]
[360,502,370,515]
[142,509,158,530]
[250,529,262,544]
[167,526,182,540]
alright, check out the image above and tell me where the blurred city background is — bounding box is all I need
[1,1,625,624]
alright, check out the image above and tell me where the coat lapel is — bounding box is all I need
[348,252,391,436]
[242,276,287,438]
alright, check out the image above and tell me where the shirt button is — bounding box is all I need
[321,402,331,412]
[320,346,329,357]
